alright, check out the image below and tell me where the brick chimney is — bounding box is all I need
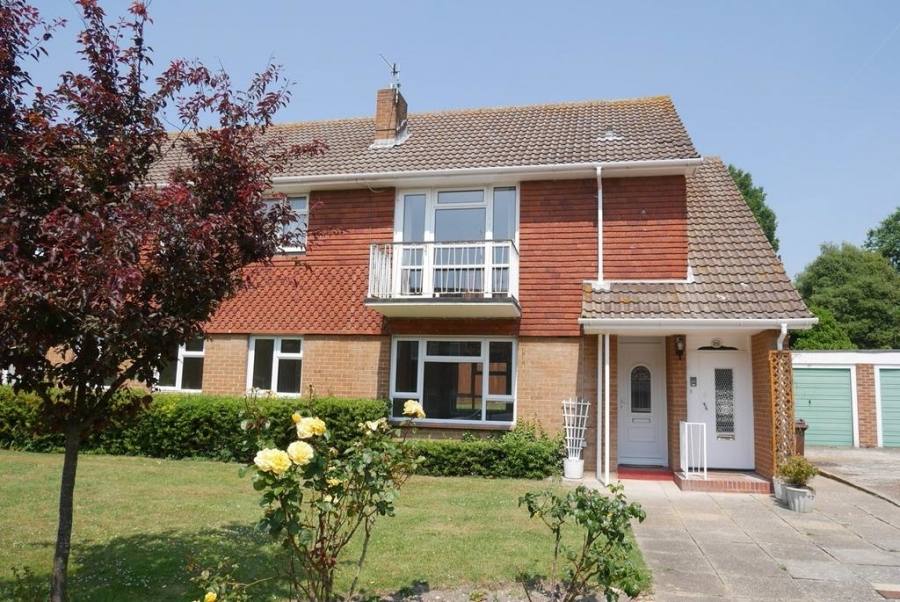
[373,86,408,147]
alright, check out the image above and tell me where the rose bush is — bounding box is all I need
[235,401,423,601]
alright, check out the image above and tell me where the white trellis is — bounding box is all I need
[562,398,591,479]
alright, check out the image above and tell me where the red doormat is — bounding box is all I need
[617,466,674,481]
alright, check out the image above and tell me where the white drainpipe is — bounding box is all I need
[777,322,788,350]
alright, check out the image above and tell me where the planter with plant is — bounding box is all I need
[776,455,818,513]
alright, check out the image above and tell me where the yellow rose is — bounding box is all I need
[364,417,387,432]
[402,400,426,419]
[287,440,315,466]
[326,477,343,487]
[204,593,217,602]
[254,448,292,476]
[291,412,302,424]
[295,416,327,439]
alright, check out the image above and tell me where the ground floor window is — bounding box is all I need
[247,336,303,395]
[390,337,516,424]
[157,336,205,391]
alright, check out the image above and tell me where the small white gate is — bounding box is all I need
[680,421,708,480]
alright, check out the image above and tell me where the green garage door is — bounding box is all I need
[794,368,854,446]
[881,369,900,447]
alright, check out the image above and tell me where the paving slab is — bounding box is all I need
[806,446,900,504]
[620,477,897,600]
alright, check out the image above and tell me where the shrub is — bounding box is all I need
[519,484,647,602]
[776,455,818,487]
[230,404,421,601]
[409,425,564,479]
[0,386,388,462]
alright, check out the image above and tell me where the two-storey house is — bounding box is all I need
[155,87,815,489]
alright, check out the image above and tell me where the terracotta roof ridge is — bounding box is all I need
[163,95,678,135]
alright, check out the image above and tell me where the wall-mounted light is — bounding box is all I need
[675,335,686,360]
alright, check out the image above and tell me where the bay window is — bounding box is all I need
[157,336,205,391]
[390,337,516,424]
[247,336,303,395]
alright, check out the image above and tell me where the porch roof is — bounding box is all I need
[582,158,813,325]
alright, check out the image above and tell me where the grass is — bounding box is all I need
[0,450,650,600]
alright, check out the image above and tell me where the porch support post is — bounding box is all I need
[604,332,611,485]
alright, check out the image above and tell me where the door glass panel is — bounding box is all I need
[715,368,735,437]
[181,357,204,390]
[157,345,179,387]
[492,187,516,241]
[252,339,274,390]
[402,194,426,242]
[394,340,419,393]
[434,208,486,242]
[630,366,651,413]
[422,361,483,420]
[277,358,302,394]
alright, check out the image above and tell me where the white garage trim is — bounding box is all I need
[792,351,900,365]
[793,364,859,448]
[875,366,884,448]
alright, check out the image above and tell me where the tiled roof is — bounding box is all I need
[582,157,812,321]
[151,96,698,181]
[205,263,385,335]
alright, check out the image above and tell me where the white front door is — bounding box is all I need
[689,351,754,469]
[617,339,668,466]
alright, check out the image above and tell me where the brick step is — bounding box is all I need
[674,471,772,494]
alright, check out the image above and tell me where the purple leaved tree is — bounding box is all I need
[0,1,323,599]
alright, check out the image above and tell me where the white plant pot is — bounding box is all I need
[563,458,584,480]
[784,485,815,513]
[773,478,786,503]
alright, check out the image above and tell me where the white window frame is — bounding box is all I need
[393,185,519,245]
[246,335,304,396]
[264,195,309,253]
[389,335,517,426]
[156,340,205,392]
[0,366,14,386]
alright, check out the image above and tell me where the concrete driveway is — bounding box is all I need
[806,446,900,504]
[622,476,900,601]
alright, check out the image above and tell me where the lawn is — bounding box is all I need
[0,450,650,600]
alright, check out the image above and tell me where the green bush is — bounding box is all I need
[409,425,563,479]
[0,386,388,462]
[776,455,818,487]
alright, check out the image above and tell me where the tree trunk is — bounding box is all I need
[50,422,81,602]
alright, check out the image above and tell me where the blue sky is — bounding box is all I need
[28,0,900,277]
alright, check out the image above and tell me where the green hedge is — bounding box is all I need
[0,387,388,462]
[408,427,564,479]
[0,387,562,478]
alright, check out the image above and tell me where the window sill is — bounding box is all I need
[389,418,515,431]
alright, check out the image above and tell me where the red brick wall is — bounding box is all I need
[602,176,687,280]
[856,364,878,447]
[206,187,394,335]
[519,179,598,336]
[386,318,519,336]
[302,335,390,399]
[665,335,688,471]
[517,336,598,468]
[751,330,779,479]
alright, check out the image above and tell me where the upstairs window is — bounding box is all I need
[247,336,303,395]
[157,336,205,391]
[390,337,516,424]
[264,196,308,252]
[397,186,517,244]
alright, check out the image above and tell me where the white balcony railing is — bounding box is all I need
[680,421,708,480]
[368,240,519,301]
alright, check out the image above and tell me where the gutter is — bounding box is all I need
[270,157,704,186]
[777,322,788,350]
[578,317,818,333]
